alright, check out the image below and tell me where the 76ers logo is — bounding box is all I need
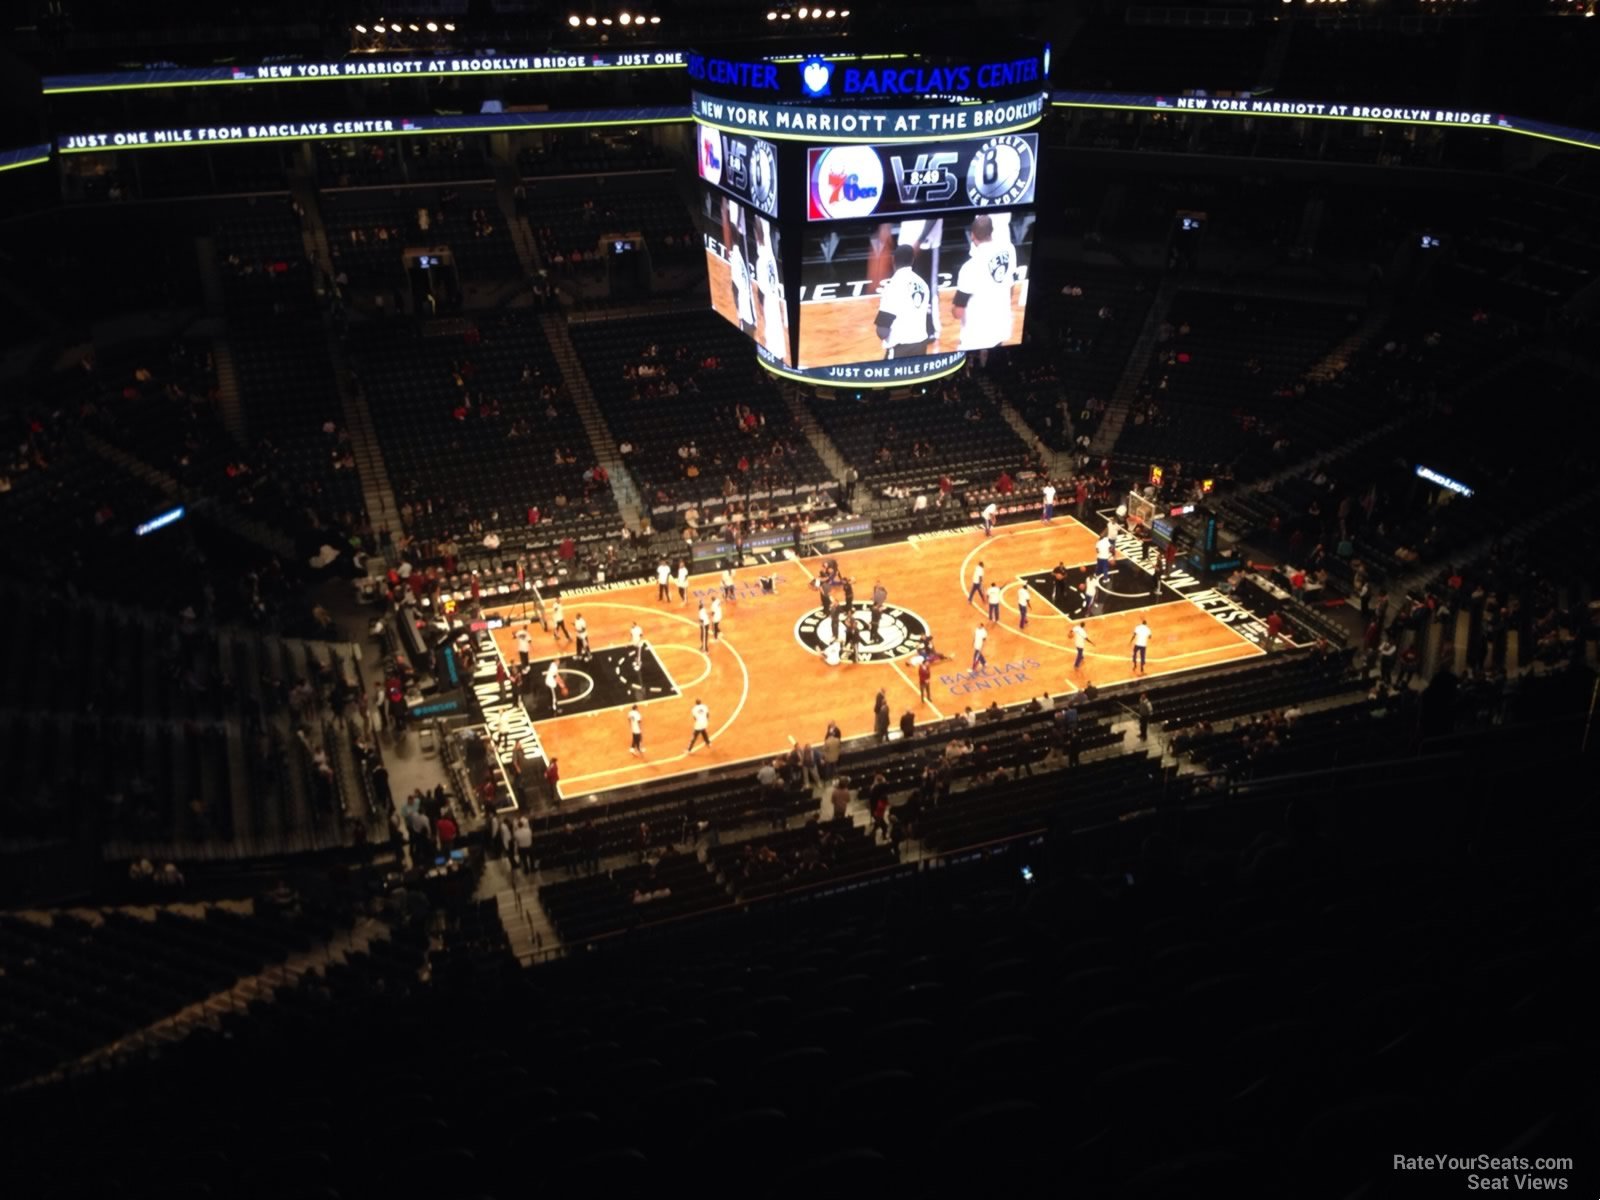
[794,603,930,662]
[808,146,884,220]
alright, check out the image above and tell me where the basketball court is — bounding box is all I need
[485,516,1264,799]
[796,287,1019,370]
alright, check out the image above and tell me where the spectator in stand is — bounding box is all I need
[1377,637,1398,684]
[514,817,534,872]
[829,775,852,821]
[1266,611,1285,651]
[435,811,458,854]
[869,774,891,840]
[821,725,842,781]
[406,803,432,862]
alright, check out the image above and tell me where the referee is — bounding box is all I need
[874,244,933,359]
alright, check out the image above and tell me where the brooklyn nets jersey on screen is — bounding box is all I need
[956,234,1018,350]
[877,265,933,353]
[729,242,757,327]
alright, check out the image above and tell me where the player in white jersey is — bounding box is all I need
[686,699,712,753]
[753,221,788,363]
[874,244,934,359]
[954,214,1019,353]
[544,658,564,714]
[728,236,757,335]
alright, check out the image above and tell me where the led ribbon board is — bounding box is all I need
[691,92,1047,143]
[1049,90,1600,153]
[43,51,689,93]
[0,143,51,172]
[56,107,688,152]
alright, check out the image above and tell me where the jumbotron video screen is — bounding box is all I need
[697,185,791,366]
[796,209,1033,371]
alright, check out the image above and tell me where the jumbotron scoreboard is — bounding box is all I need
[689,41,1048,387]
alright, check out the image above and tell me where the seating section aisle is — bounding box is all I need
[521,173,697,272]
[1001,268,1155,451]
[1116,294,1355,472]
[346,311,622,548]
[6,735,1590,1194]
[809,375,1031,501]
[216,201,368,537]
[539,853,727,944]
[0,904,344,1089]
[324,187,515,287]
[569,310,834,513]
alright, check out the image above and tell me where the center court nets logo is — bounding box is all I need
[808,145,884,220]
[794,603,931,663]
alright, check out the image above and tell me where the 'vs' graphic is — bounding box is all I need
[891,151,959,204]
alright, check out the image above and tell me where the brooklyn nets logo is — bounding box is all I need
[987,247,1015,283]
[966,134,1036,208]
[794,603,931,663]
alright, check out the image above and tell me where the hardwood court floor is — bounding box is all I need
[705,251,791,365]
[797,287,1023,369]
[486,517,1262,799]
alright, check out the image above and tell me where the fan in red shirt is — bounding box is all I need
[435,813,458,852]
